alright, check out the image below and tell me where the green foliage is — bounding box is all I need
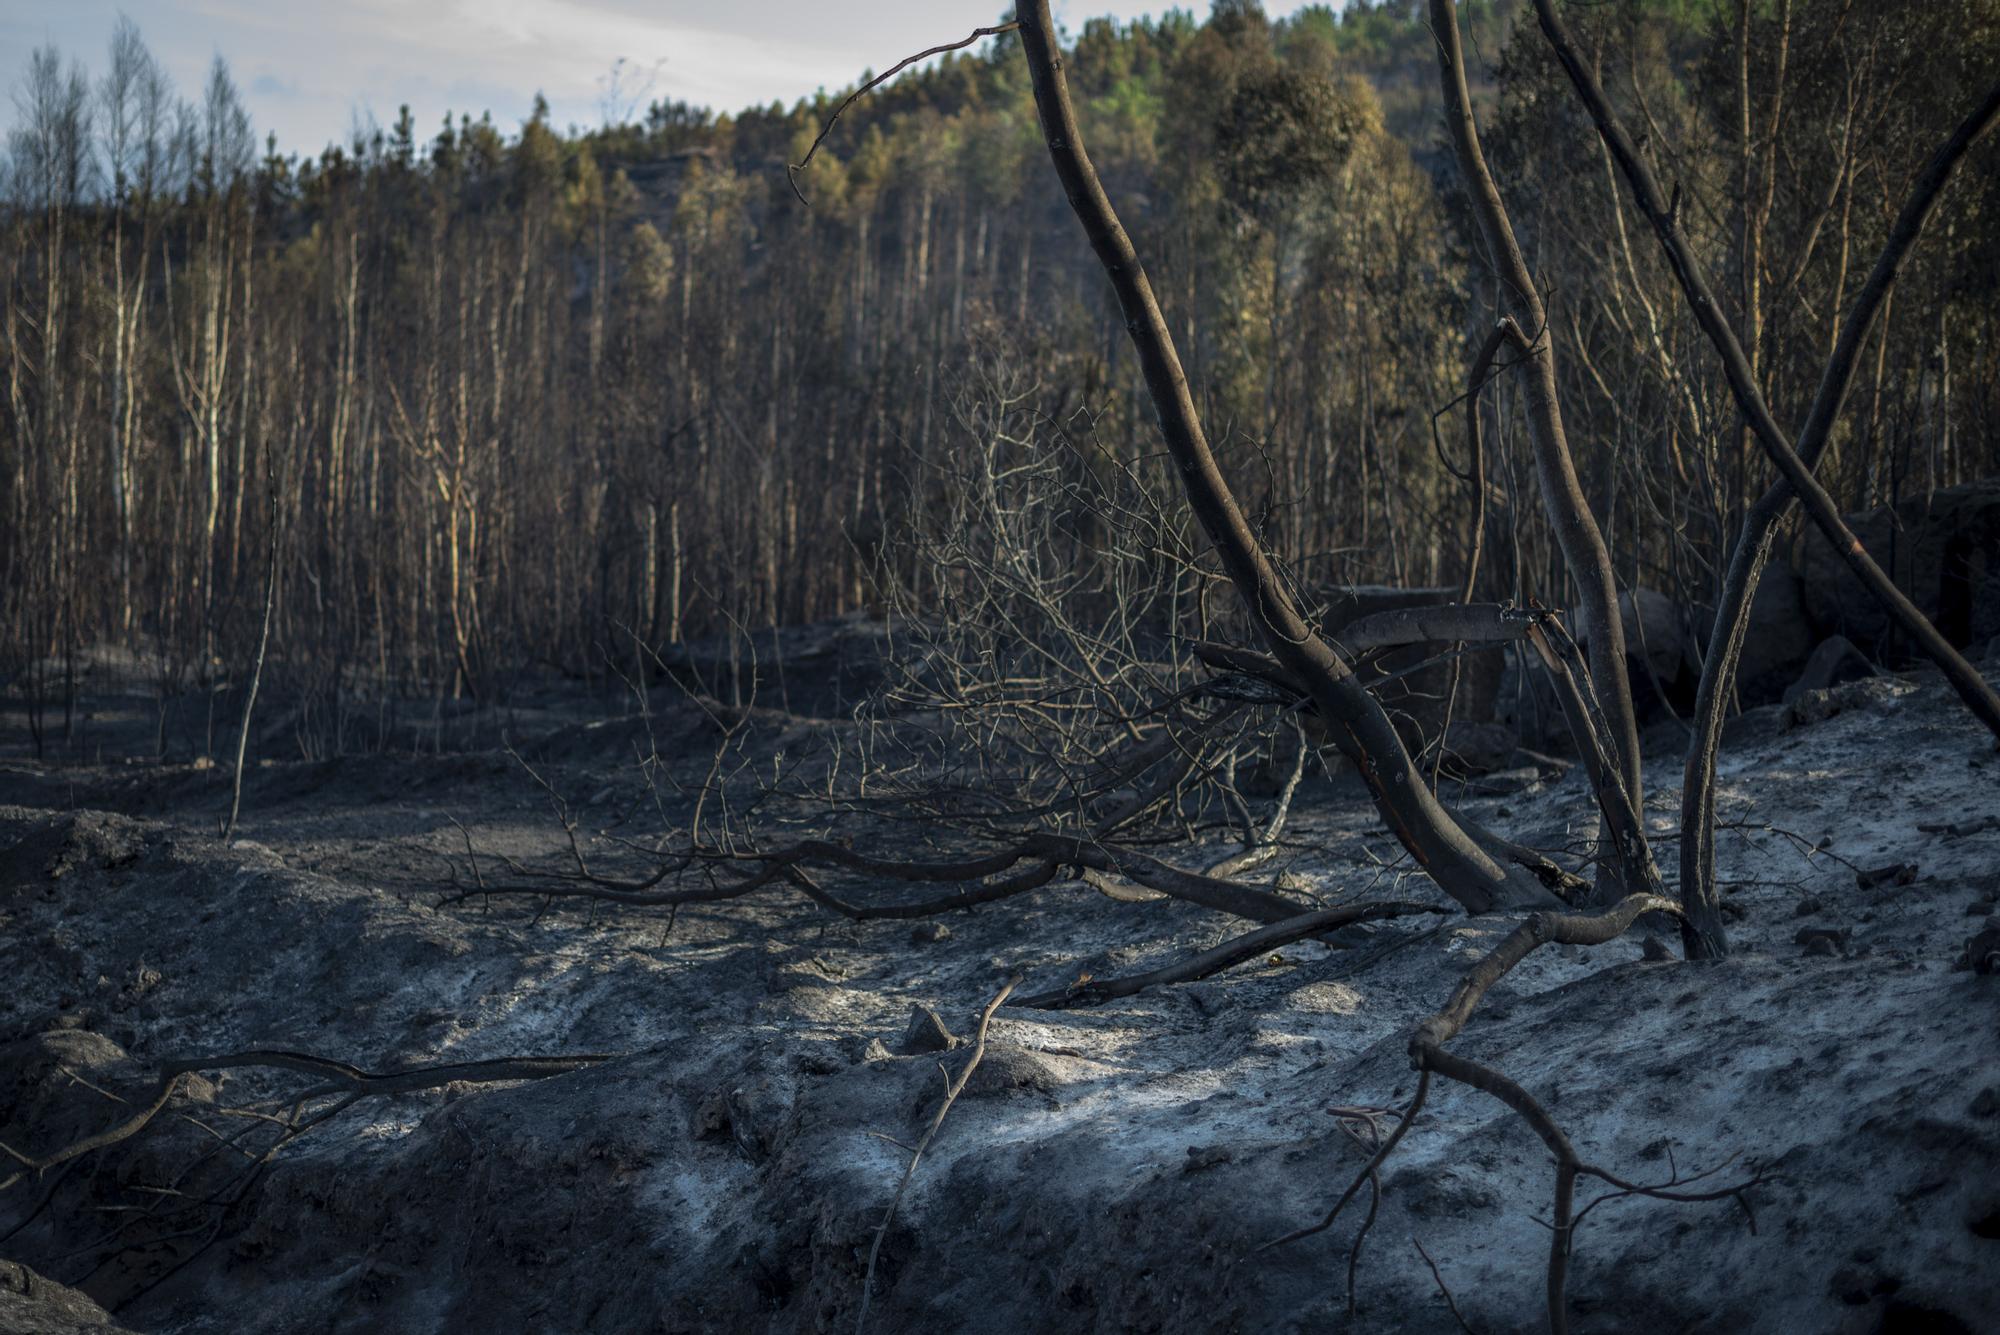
[2,0,1995,703]
[1214,63,1363,216]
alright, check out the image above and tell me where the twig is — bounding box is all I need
[1413,1235,1477,1334]
[789,23,1021,204]
[223,438,283,842]
[1346,1162,1381,1315]
[856,975,1018,1333]
[1259,1070,1430,1253]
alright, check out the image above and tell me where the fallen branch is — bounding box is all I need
[1190,602,1547,696]
[444,830,1313,925]
[0,1050,611,1194]
[1014,902,1445,1008]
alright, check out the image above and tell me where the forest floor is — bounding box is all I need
[2,651,1999,1334]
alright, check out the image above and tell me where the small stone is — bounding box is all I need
[909,921,951,945]
[1969,900,1997,917]
[1955,920,2000,975]
[1856,863,1918,890]
[859,1038,896,1064]
[898,1003,960,1054]
[1829,1266,1873,1305]
[690,1092,731,1140]
[1794,896,1823,917]
[1970,1087,2000,1118]
[1184,1144,1234,1173]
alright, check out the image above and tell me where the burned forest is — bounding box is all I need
[4,1,2000,1332]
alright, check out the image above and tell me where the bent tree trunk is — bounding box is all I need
[1014,2,1558,915]
[1530,0,2000,958]
[1430,0,1643,899]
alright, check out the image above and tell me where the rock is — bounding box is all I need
[1495,643,1564,751]
[1955,917,2000,974]
[859,1038,896,1064]
[1592,587,1699,723]
[897,1004,959,1055]
[0,811,147,888]
[909,921,951,945]
[1183,1144,1235,1173]
[1794,897,1823,917]
[1641,716,1691,758]
[1499,588,1699,748]
[690,1078,791,1161]
[1707,563,1820,704]
[1611,586,1695,685]
[1721,703,1785,748]
[1826,1263,1901,1305]
[1798,479,2000,656]
[1795,926,1850,956]
[1855,863,1918,890]
[651,611,892,718]
[1782,636,1878,708]
[0,1259,136,1334]
[1781,666,1916,731]
[1460,766,1542,796]
[689,1091,731,1139]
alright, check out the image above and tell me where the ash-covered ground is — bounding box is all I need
[3,655,1998,1334]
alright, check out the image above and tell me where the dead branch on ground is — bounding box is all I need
[1014,901,1445,1009]
[855,975,1019,1333]
[0,1049,612,1195]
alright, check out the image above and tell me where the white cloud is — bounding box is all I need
[3,1,1323,157]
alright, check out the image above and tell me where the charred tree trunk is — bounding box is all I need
[1014,1,1558,915]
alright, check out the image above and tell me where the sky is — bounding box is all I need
[2,1,1324,159]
